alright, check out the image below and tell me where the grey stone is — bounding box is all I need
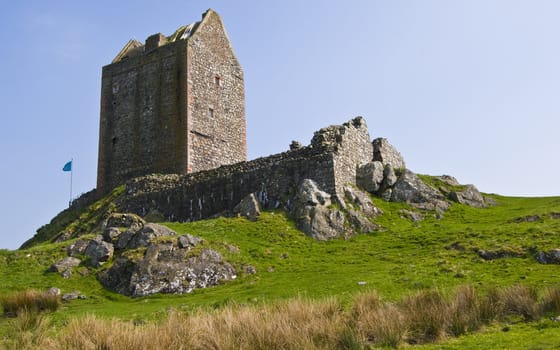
[399,209,424,222]
[344,186,382,217]
[98,244,236,297]
[106,213,145,230]
[103,227,121,242]
[346,209,377,233]
[62,292,86,302]
[46,287,61,297]
[434,175,460,186]
[84,236,114,267]
[536,249,560,264]
[178,234,202,249]
[293,179,347,240]
[383,164,398,188]
[381,188,393,202]
[233,193,261,221]
[449,185,486,208]
[49,257,81,278]
[356,161,385,193]
[66,239,90,257]
[125,223,176,249]
[391,170,449,211]
[372,138,406,169]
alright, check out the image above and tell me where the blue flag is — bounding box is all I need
[62,161,72,172]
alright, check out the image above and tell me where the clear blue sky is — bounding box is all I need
[1,0,559,249]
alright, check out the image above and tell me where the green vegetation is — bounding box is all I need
[2,187,560,348]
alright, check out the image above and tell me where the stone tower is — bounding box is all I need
[97,9,246,194]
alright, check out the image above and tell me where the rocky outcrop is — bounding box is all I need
[390,170,450,212]
[449,185,486,208]
[372,138,405,169]
[84,236,114,267]
[356,161,385,193]
[98,242,236,297]
[293,179,346,240]
[49,257,81,278]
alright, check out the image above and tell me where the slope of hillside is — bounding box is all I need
[1,183,560,348]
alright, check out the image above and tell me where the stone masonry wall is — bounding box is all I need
[97,10,246,194]
[97,40,189,194]
[186,10,246,173]
[116,117,371,222]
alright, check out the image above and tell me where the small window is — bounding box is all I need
[208,108,214,118]
[112,83,119,94]
[214,76,221,87]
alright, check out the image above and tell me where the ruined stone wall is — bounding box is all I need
[310,117,373,201]
[97,41,188,194]
[186,10,246,172]
[119,147,335,222]
[116,117,371,222]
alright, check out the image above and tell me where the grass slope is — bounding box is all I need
[2,189,560,347]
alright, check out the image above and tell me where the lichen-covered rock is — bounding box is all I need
[383,164,398,188]
[536,249,560,264]
[449,185,486,208]
[233,193,261,221]
[293,179,346,240]
[346,209,377,233]
[356,161,385,193]
[84,236,114,267]
[391,170,449,211]
[372,138,405,169]
[125,223,176,249]
[98,243,236,297]
[103,227,121,243]
[178,234,202,249]
[344,186,382,218]
[49,257,81,278]
[106,213,145,231]
[66,239,90,257]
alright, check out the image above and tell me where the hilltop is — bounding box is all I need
[0,122,560,348]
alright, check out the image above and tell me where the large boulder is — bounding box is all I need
[372,138,406,169]
[536,249,560,264]
[356,161,385,193]
[391,170,449,211]
[124,223,176,249]
[66,239,90,257]
[449,185,486,208]
[292,179,346,240]
[98,243,236,297]
[106,213,145,230]
[84,236,114,267]
[49,257,81,278]
[233,193,261,221]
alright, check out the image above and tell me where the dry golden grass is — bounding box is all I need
[0,289,59,317]
[5,284,560,349]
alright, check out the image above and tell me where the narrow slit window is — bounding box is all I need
[214,76,221,87]
[208,108,214,118]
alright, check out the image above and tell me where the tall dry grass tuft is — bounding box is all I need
[541,286,560,315]
[500,285,540,321]
[447,284,482,336]
[1,289,60,317]
[350,291,406,348]
[401,289,447,344]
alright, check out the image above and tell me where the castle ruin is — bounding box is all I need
[97,9,246,194]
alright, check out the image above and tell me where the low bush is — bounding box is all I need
[1,289,60,317]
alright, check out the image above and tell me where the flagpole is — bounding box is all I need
[69,158,73,207]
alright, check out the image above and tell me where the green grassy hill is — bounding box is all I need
[2,181,560,348]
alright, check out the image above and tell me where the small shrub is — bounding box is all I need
[501,285,540,321]
[448,284,482,336]
[1,289,60,317]
[401,289,447,343]
[541,286,560,315]
[479,286,504,323]
[350,292,406,348]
